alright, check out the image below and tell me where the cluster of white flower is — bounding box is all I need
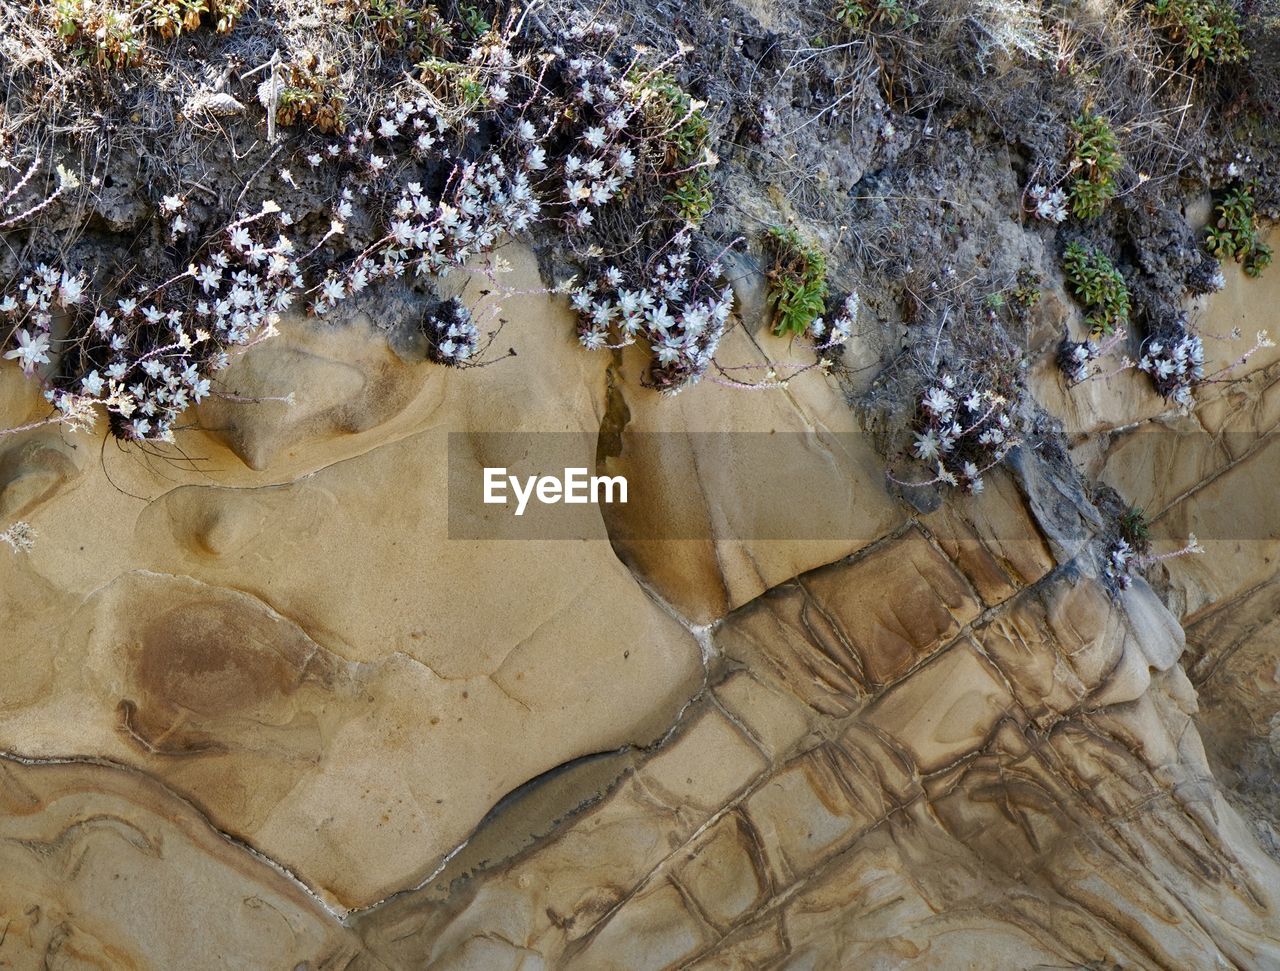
[908,373,1018,493]
[1,200,295,441]
[294,17,719,388]
[570,231,733,390]
[1028,183,1068,224]
[1136,324,1205,407]
[3,17,734,438]
[423,297,479,365]
[808,293,858,349]
[1106,531,1204,590]
[0,263,85,375]
[1106,537,1135,589]
[1189,262,1228,296]
[554,51,648,229]
[1058,337,1100,385]
[0,519,36,554]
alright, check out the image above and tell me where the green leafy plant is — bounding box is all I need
[1063,242,1130,336]
[458,2,491,39]
[49,0,248,67]
[1147,0,1247,65]
[351,0,454,56]
[1119,506,1153,557]
[634,71,715,226]
[1012,268,1043,311]
[1205,181,1273,278]
[986,270,1042,317]
[275,54,346,133]
[638,72,711,166]
[1068,114,1123,219]
[832,0,917,31]
[665,171,714,227]
[766,226,829,337]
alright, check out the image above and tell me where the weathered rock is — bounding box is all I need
[0,757,356,969]
[0,246,702,912]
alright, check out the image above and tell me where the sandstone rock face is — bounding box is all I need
[0,247,703,913]
[0,757,358,968]
[2,250,1280,969]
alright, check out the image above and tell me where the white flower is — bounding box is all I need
[378,118,400,138]
[391,220,414,246]
[93,311,114,334]
[962,461,980,480]
[129,418,151,439]
[161,194,184,213]
[913,429,940,460]
[0,521,36,554]
[195,264,222,292]
[59,273,84,305]
[369,155,388,173]
[922,387,955,416]
[584,127,607,149]
[229,226,252,250]
[3,328,51,374]
[517,120,536,141]
[81,370,105,396]
[321,277,346,303]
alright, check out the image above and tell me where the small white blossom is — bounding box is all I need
[3,329,51,374]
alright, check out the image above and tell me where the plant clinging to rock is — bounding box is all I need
[891,371,1020,495]
[1147,0,1248,65]
[1136,313,1205,406]
[1063,242,1130,336]
[271,53,346,134]
[0,7,745,432]
[831,0,917,32]
[48,0,249,67]
[1205,182,1273,278]
[1067,114,1123,220]
[766,226,829,338]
